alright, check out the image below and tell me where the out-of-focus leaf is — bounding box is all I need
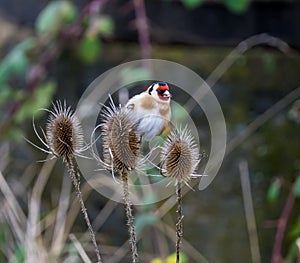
[166,252,188,263]
[225,0,251,14]
[267,179,281,204]
[8,243,25,263]
[289,216,300,239]
[181,0,204,9]
[0,87,11,104]
[293,177,300,198]
[98,16,114,37]
[86,16,114,37]
[285,240,299,263]
[135,212,158,234]
[150,258,164,263]
[5,127,23,141]
[36,0,77,35]
[77,36,101,64]
[0,38,36,85]
[0,225,6,262]
[14,81,56,123]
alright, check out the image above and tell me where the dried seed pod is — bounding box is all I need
[100,102,141,174]
[161,127,199,183]
[46,101,84,159]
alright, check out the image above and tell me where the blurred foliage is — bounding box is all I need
[0,0,114,140]
[36,0,77,35]
[248,98,300,262]
[0,38,35,87]
[267,178,281,204]
[293,176,300,197]
[150,252,188,263]
[288,100,300,123]
[135,212,158,234]
[224,0,251,13]
[181,0,204,9]
[14,82,56,124]
[181,0,251,13]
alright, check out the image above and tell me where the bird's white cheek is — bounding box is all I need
[163,90,171,98]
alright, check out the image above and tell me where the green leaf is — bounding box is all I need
[166,252,188,263]
[225,0,251,14]
[150,258,164,263]
[77,36,101,64]
[8,243,25,263]
[285,240,299,263]
[150,252,188,263]
[0,86,11,103]
[294,177,300,198]
[5,127,23,141]
[181,0,204,9]
[0,38,36,84]
[267,179,281,204]
[135,213,158,234]
[36,0,77,35]
[289,216,300,239]
[98,16,114,37]
[14,81,56,123]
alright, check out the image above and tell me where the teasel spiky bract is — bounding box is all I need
[99,100,141,175]
[26,101,89,161]
[45,101,84,159]
[160,127,200,185]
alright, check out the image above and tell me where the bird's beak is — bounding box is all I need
[163,90,171,98]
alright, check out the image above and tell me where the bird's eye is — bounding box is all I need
[157,89,165,95]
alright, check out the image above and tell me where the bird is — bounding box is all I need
[125,81,172,141]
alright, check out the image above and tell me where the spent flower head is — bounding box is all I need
[160,126,200,184]
[96,99,141,175]
[28,100,86,161]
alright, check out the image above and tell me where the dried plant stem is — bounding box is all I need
[121,171,138,263]
[133,0,151,63]
[176,182,183,263]
[239,160,261,263]
[64,156,102,263]
[271,187,295,263]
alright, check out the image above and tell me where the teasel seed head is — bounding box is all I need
[46,101,84,160]
[160,127,199,184]
[100,102,141,174]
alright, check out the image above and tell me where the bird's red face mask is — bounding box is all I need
[156,83,171,101]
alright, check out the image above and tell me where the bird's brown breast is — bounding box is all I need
[140,93,155,110]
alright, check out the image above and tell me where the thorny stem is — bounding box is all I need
[270,187,296,263]
[176,182,183,263]
[121,171,138,263]
[65,156,103,263]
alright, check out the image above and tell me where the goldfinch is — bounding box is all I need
[126,82,172,141]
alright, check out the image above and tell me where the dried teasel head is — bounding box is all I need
[160,127,200,184]
[45,101,84,160]
[99,101,141,174]
[26,100,87,162]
